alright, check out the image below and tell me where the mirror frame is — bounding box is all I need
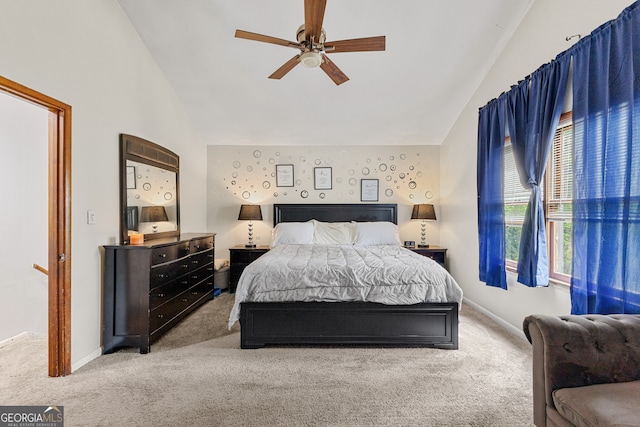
[119,134,180,244]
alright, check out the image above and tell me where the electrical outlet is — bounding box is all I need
[87,210,96,225]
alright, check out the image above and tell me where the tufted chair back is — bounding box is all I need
[523,314,640,426]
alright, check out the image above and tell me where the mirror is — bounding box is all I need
[120,134,180,244]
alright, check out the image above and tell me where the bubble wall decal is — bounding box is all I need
[216,146,439,206]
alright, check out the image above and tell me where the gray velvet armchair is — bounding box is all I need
[523,314,640,427]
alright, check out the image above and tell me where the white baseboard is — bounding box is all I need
[463,298,529,343]
[72,347,102,373]
[0,331,46,348]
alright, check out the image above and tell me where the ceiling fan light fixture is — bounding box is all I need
[300,51,322,68]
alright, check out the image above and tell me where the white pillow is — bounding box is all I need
[312,220,354,245]
[353,222,402,246]
[270,222,314,247]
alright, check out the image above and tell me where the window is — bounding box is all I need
[503,112,573,283]
[503,143,528,264]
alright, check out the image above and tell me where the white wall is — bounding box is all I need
[440,0,633,331]
[208,145,441,254]
[0,0,208,370]
[0,93,48,341]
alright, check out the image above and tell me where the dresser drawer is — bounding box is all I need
[190,236,214,254]
[230,262,252,275]
[151,242,190,265]
[150,278,190,309]
[150,261,190,288]
[424,252,445,265]
[190,249,214,270]
[150,292,192,333]
[188,279,213,302]
[189,264,214,286]
[407,247,447,269]
[231,250,266,264]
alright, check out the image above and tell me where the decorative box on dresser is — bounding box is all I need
[103,233,215,354]
[229,245,270,293]
[405,245,447,270]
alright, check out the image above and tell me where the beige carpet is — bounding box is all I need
[0,294,534,426]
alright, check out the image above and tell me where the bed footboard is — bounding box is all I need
[240,301,458,349]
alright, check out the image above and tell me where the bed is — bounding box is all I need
[230,203,462,349]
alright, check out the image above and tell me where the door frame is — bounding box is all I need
[0,76,72,377]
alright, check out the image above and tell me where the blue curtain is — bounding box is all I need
[505,57,571,287]
[477,97,507,289]
[570,2,640,314]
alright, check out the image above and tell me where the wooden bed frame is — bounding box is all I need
[240,203,459,349]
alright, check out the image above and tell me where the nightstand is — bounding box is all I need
[405,245,447,270]
[229,245,270,293]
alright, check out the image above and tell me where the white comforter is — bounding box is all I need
[228,244,463,328]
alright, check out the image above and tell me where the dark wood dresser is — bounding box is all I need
[103,233,215,354]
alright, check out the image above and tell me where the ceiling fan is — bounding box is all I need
[235,0,386,85]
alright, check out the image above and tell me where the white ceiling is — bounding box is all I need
[117,0,532,146]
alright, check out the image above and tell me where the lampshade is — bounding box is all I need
[411,204,437,221]
[139,206,169,222]
[238,204,263,221]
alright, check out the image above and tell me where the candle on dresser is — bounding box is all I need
[130,233,144,245]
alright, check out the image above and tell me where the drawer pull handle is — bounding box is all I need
[193,260,199,265]
[182,298,188,302]
[182,264,189,268]
[194,245,200,250]
[181,280,189,285]
[157,314,164,319]
[157,273,166,279]
[159,254,166,258]
[192,275,198,279]
[158,293,165,298]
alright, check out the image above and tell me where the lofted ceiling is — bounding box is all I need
[117,0,532,146]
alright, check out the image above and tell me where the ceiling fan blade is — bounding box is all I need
[268,55,301,80]
[304,0,327,42]
[235,29,300,49]
[325,36,386,53]
[319,54,349,85]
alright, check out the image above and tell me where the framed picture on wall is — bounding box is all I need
[276,164,294,187]
[314,167,332,190]
[361,179,379,202]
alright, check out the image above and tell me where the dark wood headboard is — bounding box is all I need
[273,204,397,226]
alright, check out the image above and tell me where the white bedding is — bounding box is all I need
[229,244,463,328]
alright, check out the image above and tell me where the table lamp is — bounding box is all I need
[140,206,168,233]
[411,204,436,248]
[238,204,262,248]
